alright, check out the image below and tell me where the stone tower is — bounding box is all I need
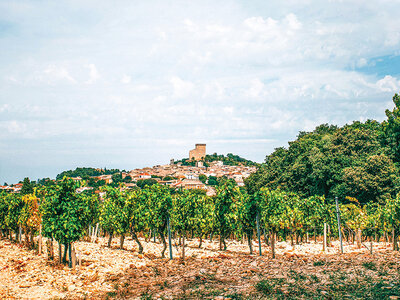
[189,144,206,161]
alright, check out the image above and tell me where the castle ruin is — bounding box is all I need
[189,144,206,161]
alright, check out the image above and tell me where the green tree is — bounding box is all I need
[143,185,172,258]
[19,193,41,247]
[123,175,132,183]
[136,178,158,189]
[337,154,399,204]
[208,176,218,186]
[111,173,123,186]
[5,193,24,242]
[21,177,34,195]
[126,189,149,253]
[237,190,257,254]
[257,188,287,258]
[215,179,239,250]
[99,187,130,249]
[172,190,197,259]
[383,93,400,163]
[386,195,400,250]
[41,178,91,265]
[199,174,207,184]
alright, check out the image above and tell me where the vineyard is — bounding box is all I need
[1,177,400,298]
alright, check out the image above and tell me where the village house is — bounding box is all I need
[172,179,207,191]
[96,175,113,184]
[138,173,151,179]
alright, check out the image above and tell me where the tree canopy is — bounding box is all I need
[246,95,400,205]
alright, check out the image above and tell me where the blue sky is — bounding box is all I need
[1,0,400,184]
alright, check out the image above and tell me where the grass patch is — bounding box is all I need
[105,291,116,299]
[226,292,243,299]
[288,269,307,281]
[140,290,153,300]
[362,261,377,271]
[313,260,325,266]
[255,279,274,295]
[255,278,286,296]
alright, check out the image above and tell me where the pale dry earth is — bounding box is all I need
[0,235,399,299]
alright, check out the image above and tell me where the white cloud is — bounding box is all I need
[376,75,400,92]
[0,104,9,113]
[121,74,131,84]
[43,64,76,84]
[244,79,265,98]
[170,76,194,98]
[5,120,27,134]
[85,64,99,84]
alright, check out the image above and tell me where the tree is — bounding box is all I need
[193,194,215,248]
[199,174,207,184]
[99,187,130,249]
[299,195,327,242]
[384,93,400,163]
[237,190,257,254]
[5,193,24,242]
[337,154,399,204]
[41,178,91,266]
[144,185,172,258]
[386,195,400,250]
[172,190,198,259]
[21,177,34,195]
[250,119,391,202]
[126,189,149,253]
[257,188,287,258]
[163,176,176,181]
[215,179,239,250]
[340,198,368,248]
[208,176,218,186]
[123,175,132,183]
[19,193,41,248]
[136,179,158,189]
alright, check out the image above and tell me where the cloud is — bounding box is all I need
[170,76,194,98]
[1,0,400,183]
[85,64,99,84]
[43,64,76,83]
[4,120,26,134]
[244,79,265,98]
[376,75,400,92]
[121,74,131,84]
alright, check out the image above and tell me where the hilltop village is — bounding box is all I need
[1,144,257,196]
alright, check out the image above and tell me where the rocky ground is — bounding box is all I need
[0,235,399,299]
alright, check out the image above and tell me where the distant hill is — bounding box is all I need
[56,167,122,180]
[175,153,258,167]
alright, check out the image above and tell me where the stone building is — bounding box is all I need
[189,143,206,161]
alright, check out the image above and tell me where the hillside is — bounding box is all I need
[175,152,258,167]
[56,167,122,181]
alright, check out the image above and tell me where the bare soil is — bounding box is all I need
[0,236,399,299]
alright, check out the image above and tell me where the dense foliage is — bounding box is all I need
[56,167,122,181]
[247,94,400,204]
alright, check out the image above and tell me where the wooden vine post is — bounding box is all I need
[271,231,276,259]
[38,224,42,255]
[356,229,362,249]
[335,196,344,254]
[167,214,173,259]
[256,211,262,256]
[323,223,327,252]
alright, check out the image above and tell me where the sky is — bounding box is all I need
[1,0,400,184]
